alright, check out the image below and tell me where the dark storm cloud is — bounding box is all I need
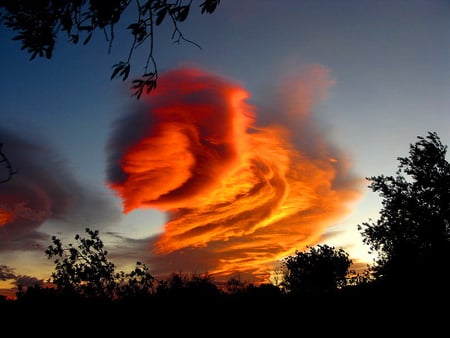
[0,127,121,250]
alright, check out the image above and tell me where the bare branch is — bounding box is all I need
[0,143,17,183]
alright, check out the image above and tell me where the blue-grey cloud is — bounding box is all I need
[0,127,121,251]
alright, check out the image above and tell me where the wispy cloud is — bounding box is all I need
[0,265,16,280]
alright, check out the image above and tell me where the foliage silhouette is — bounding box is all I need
[45,227,117,299]
[281,244,352,296]
[225,275,247,294]
[3,133,450,332]
[45,227,157,300]
[115,261,157,300]
[155,271,221,299]
[39,228,361,306]
[358,131,450,292]
[0,0,220,98]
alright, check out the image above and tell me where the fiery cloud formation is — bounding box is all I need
[107,67,361,283]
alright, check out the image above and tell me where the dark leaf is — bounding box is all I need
[79,25,92,31]
[155,8,167,26]
[142,1,153,15]
[200,0,220,14]
[61,12,73,32]
[111,62,126,80]
[134,87,144,99]
[83,32,93,45]
[127,23,138,32]
[119,64,130,81]
[45,47,52,59]
[132,79,143,88]
[176,6,190,22]
[70,34,79,44]
[145,79,157,93]
[30,50,38,60]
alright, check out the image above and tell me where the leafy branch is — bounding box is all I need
[0,0,220,99]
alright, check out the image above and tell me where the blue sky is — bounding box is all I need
[1,0,450,294]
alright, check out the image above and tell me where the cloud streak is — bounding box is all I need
[0,127,120,251]
[107,67,362,283]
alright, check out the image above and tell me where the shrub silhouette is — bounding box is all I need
[45,227,157,300]
[281,244,352,296]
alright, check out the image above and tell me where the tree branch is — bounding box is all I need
[0,143,17,183]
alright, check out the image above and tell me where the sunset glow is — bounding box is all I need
[1,0,448,303]
[0,187,50,242]
[107,67,362,283]
[0,207,14,226]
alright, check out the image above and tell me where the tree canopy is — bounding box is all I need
[0,0,220,98]
[281,244,352,296]
[358,131,450,289]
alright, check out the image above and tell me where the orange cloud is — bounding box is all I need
[107,67,362,284]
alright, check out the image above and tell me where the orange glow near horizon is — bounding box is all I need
[107,67,361,283]
[0,207,14,226]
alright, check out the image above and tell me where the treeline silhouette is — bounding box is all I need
[2,132,449,331]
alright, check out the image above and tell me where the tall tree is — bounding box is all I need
[281,244,352,296]
[358,131,450,289]
[0,0,220,98]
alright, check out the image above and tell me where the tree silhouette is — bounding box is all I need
[0,0,220,98]
[225,275,246,294]
[45,227,117,299]
[358,131,450,291]
[281,244,352,296]
[115,261,156,300]
[45,227,157,300]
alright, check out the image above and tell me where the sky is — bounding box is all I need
[1,0,450,298]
